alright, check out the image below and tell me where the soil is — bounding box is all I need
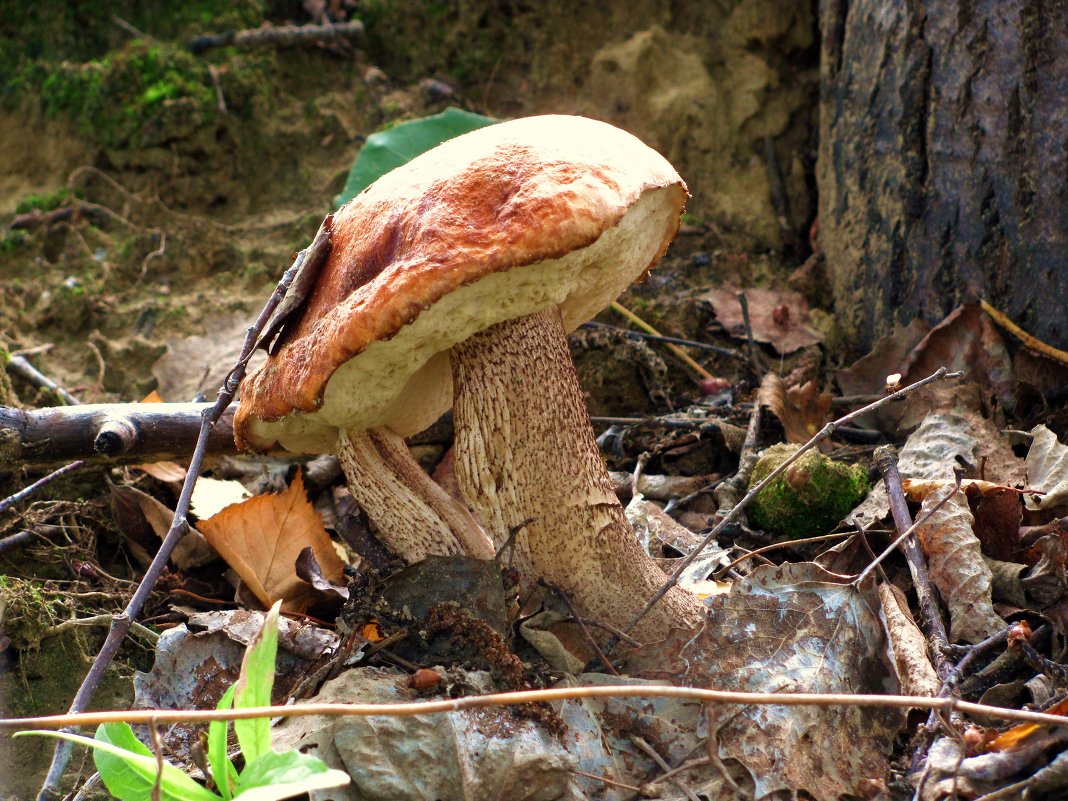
[0,2,819,797]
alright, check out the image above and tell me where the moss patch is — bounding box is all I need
[748,443,869,538]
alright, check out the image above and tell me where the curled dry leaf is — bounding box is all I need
[878,583,939,699]
[1025,424,1068,513]
[914,486,1006,643]
[623,563,899,801]
[197,470,344,612]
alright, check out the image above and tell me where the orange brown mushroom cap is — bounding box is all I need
[233,115,686,455]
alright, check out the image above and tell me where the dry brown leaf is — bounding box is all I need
[701,286,823,353]
[198,470,344,612]
[110,484,217,570]
[915,487,1007,643]
[624,564,899,801]
[756,372,832,445]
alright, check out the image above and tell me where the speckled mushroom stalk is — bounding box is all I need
[336,427,495,562]
[451,307,705,643]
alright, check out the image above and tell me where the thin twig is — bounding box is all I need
[543,581,618,676]
[736,291,766,377]
[570,768,642,792]
[620,367,962,639]
[0,461,87,516]
[874,446,953,681]
[7,355,81,406]
[35,219,328,801]
[580,321,745,361]
[10,684,1068,731]
[42,614,159,644]
[609,301,714,381]
[712,530,855,579]
[631,735,701,801]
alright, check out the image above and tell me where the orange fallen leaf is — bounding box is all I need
[901,478,1042,501]
[987,696,1068,752]
[198,470,344,612]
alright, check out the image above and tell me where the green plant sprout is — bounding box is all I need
[16,602,349,801]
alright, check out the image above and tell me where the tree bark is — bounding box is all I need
[818,0,1068,355]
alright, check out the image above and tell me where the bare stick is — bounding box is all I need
[579,321,745,361]
[10,684,1068,731]
[736,291,766,377]
[543,580,619,676]
[7,355,81,406]
[36,217,330,801]
[621,367,963,638]
[875,446,953,681]
[0,460,87,516]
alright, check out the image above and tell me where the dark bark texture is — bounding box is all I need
[819,0,1068,354]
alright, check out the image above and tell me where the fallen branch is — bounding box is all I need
[0,403,235,469]
[9,203,111,231]
[186,20,364,54]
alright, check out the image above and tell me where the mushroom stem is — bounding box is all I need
[450,307,705,642]
[337,427,495,562]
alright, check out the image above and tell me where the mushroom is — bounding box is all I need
[235,115,704,639]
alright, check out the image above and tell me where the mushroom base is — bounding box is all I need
[450,307,704,643]
[338,427,494,563]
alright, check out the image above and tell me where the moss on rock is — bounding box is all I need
[748,443,869,539]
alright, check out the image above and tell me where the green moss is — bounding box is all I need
[748,443,870,539]
[0,229,27,253]
[13,187,76,215]
[0,1,269,80]
[37,40,216,148]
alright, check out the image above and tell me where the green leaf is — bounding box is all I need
[336,107,496,206]
[14,727,221,801]
[208,685,238,801]
[233,601,281,764]
[232,750,350,801]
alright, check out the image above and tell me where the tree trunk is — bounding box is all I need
[818,0,1068,355]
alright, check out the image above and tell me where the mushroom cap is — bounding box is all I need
[235,114,687,453]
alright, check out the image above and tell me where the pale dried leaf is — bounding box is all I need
[197,471,344,612]
[850,411,978,528]
[878,583,939,698]
[1025,425,1068,512]
[915,487,1006,643]
[624,563,899,801]
[190,477,251,520]
[134,461,188,483]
